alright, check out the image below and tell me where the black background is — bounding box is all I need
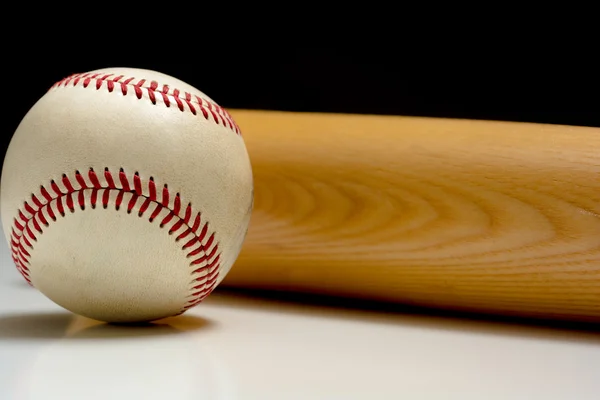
[3,50,598,167]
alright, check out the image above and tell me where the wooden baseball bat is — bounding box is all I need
[220,109,600,322]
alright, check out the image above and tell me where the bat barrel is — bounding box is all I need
[224,110,600,322]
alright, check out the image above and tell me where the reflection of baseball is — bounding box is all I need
[14,323,231,400]
[0,68,254,323]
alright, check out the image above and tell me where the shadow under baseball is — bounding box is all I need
[0,311,215,341]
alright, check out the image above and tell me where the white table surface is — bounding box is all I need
[1,239,599,400]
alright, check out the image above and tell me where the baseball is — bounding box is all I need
[0,67,254,323]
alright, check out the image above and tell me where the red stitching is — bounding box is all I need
[10,167,221,312]
[51,72,242,135]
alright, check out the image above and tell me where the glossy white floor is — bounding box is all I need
[1,239,599,400]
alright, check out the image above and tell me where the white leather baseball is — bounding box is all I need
[0,67,254,323]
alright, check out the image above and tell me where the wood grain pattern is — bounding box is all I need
[223,109,600,321]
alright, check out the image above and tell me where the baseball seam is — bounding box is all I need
[11,167,220,313]
[51,72,242,136]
